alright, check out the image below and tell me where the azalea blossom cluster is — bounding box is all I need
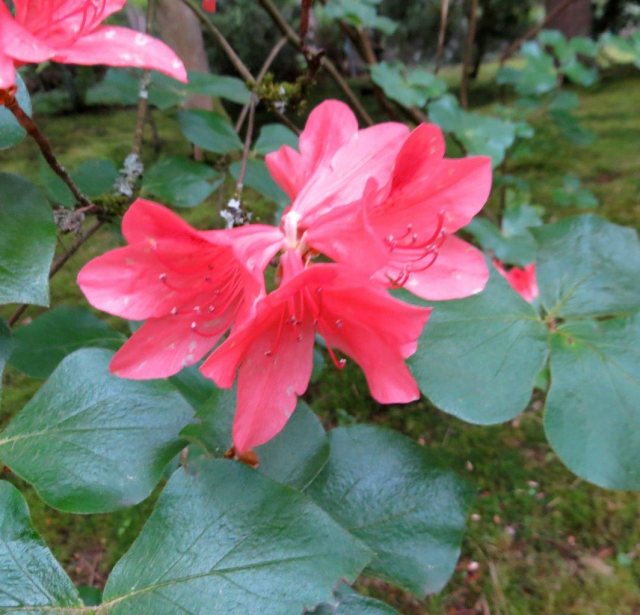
[79,101,492,453]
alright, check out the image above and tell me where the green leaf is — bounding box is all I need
[370,63,446,109]
[0,481,82,611]
[0,321,12,398]
[0,173,56,307]
[178,109,243,154]
[0,74,31,150]
[551,174,598,209]
[254,123,299,155]
[141,156,223,208]
[0,349,193,513]
[533,215,640,319]
[255,401,330,490]
[229,159,288,207]
[466,218,537,266]
[410,267,549,424]
[170,365,218,411]
[9,306,126,379]
[102,460,372,614]
[545,316,640,490]
[311,584,400,614]
[186,71,252,105]
[306,425,471,597]
[72,159,119,198]
[182,389,330,490]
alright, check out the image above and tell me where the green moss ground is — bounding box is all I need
[0,68,639,612]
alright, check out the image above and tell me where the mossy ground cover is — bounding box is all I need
[0,68,639,613]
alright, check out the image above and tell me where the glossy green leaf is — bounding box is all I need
[182,389,330,490]
[170,364,218,411]
[254,123,299,155]
[307,425,471,597]
[178,109,243,154]
[256,401,330,490]
[410,268,549,424]
[311,584,400,614]
[186,71,252,104]
[466,217,538,266]
[0,481,82,611]
[0,349,193,513]
[141,156,223,208]
[102,460,372,614]
[0,74,31,150]
[545,316,640,490]
[0,174,56,306]
[229,159,288,207]
[0,321,12,398]
[9,306,125,379]
[533,215,640,319]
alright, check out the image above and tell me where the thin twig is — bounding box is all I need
[257,0,374,126]
[435,0,451,74]
[460,0,479,109]
[235,36,287,133]
[235,95,257,197]
[1,91,93,209]
[8,220,106,327]
[183,0,255,84]
[183,0,299,134]
[500,0,579,64]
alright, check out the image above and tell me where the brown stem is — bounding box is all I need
[235,36,287,133]
[131,0,158,157]
[460,0,479,109]
[183,0,255,84]
[500,0,579,65]
[8,220,105,328]
[257,0,374,126]
[338,21,399,120]
[235,95,257,197]
[434,0,451,74]
[300,0,313,43]
[2,93,93,210]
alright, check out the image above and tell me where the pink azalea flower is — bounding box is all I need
[0,0,187,89]
[77,199,283,379]
[202,0,217,12]
[266,100,410,227]
[201,251,431,452]
[493,261,539,303]
[284,119,493,301]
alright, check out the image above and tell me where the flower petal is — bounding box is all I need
[53,26,187,82]
[386,235,489,301]
[201,301,315,452]
[110,314,225,380]
[293,121,410,224]
[0,3,54,65]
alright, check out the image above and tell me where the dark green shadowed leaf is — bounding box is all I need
[254,123,299,155]
[533,215,640,319]
[141,156,223,208]
[102,460,372,615]
[10,306,125,379]
[0,321,12,398]
[0,74,31,150]
[409,267,549,424]
[306,425,471,597]
[0,481,82,611]
[186,71,252,104]
[229,159,289,207]
[0,174,56,306]
[0,349,193,513]
[545,316,640,490]
[181,389,329,490]
[170,364,218,411]
[178,109,243,154]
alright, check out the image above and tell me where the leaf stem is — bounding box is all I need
[1,90,93,210]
